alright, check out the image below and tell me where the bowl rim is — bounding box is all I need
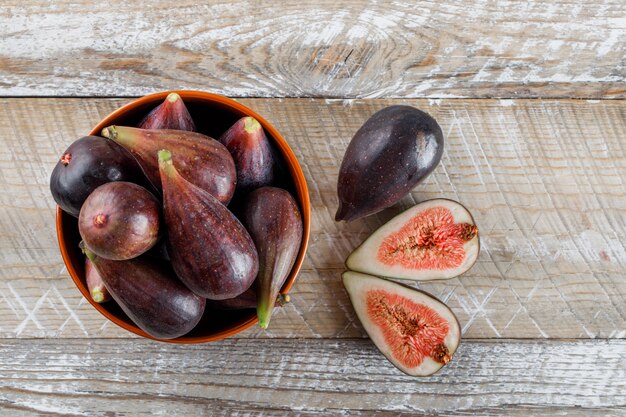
[56,90,311,343]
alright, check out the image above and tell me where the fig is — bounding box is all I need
[82,245,205,340]
[102,126,236,204]
[85,257,110,303]
[219,117,274,191]
[242,187,303,328]
[158,149,258,300]
[78,182,160,261]
[336,105,444,222]
[138,92,196,131]
[347,199,479,281]
[50,136,147,217]
[342,271,460,376]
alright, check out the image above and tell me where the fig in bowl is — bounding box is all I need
[54,91,310,343]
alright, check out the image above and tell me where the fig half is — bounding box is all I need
[347,199,479,281]
[342,271,460,376]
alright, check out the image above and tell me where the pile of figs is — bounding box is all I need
[51,93,304,339]
[336,106,480,376]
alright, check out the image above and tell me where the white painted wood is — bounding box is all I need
[1,98,625,339]
[0,1,624,98]
[0,339,623,415]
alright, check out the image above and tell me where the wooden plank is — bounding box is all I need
[1,98,625,339]
[0,338,623,415]
[0,1,624,98]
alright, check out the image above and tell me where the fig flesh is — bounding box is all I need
[347,199,479,281]
[336,105,444,222]
[85,257,110,303]
[242,187,303,329]
[78,182,160,261]
[50,136,147,217]
[158,150,258,300]
[83,246,205,340]
[102,126,236,204]
[342,271,460,376]
[138,92,196,131]
[219,117,274,191]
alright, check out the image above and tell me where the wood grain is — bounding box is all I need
[1,98,625,339]
[1,0,624,98]
[0,338,623,415]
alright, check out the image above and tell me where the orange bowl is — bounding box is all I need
[56,91,310,343]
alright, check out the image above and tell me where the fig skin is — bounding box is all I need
[219,117,274,191]
[242,187,303,329]
[207,288,290,310]
[85,257,110,303]
[50,136,148,217]
[102,126,236,204]
[78,182,160,261]
[342,271,461,376]
[158,149,259,300]
[336,105,444,222]
[138,92,196,131]
[83,245,206,340]
[346,198,479,281]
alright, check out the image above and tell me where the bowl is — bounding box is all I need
[56,90,311,343]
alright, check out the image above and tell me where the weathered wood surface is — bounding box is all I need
[0,338,623,416]
[1,97,625,339]
[1,0,624,98]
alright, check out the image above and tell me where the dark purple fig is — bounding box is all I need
[336,105,444,222]
[85,257,110,303]
[219,117,274,191]
[102,126,236,204]
[207,287,290,310]
[50,136,147,217]
[78,182,160,260]
[138,92,196,131]
[158,150,258,300]
[83,245,205,340]
[242,187,303,329]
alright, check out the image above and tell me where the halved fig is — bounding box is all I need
[347,199,479,281]
[342,271,460,376]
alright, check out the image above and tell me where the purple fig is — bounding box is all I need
[158,149,258,300]
[78,182,160,260]
[336,105,444,222]
[85,257,110,303]
[219,117,274,191]
[242,187,303,329]
[50,136,148,217]
[82,245,205,340]
[138,92,196,131]
[102,126,236,204]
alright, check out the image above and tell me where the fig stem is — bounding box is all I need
[166,92,181,103]
[101,126,117,140]
[91,287,106,303]
[79,241,97,262]
[243,117,261,133]
[157,149,177,178]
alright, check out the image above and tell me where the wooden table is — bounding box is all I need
[1,1,625,415]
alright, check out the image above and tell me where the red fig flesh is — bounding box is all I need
[102,126,236,204]
[158,150,258,300]
[343,271,460,376]
[78,182,160,261]
[242,187,303,329]
[219,117,274,191]
[83,247,205,339]
[138,92,196,131]
[347,199,479,280]
[336,106,444,222]
[85,257,110,303]
[50,136,148,217]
